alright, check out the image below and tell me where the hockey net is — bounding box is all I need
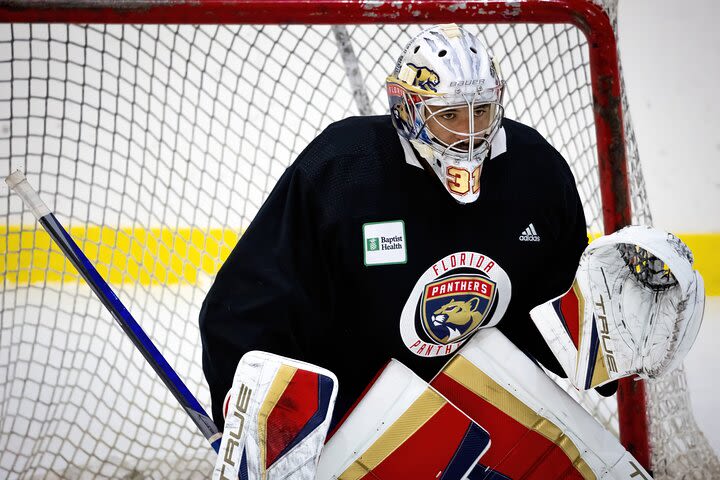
[0,1,717,478]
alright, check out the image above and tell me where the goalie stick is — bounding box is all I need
[5,170,222,452]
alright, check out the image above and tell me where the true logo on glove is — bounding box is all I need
[594,295,618,374]
[219,383,252,479]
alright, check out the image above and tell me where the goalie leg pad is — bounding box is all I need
[317,359,490,479]
[431,328,652,479]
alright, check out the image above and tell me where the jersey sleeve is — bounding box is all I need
[540,155,589,303]
[499,147,589,380]
[199,161,332,430]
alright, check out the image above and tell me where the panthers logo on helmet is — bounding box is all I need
[406,63,440,92]
[400,251,512,357]
[421,275,496,344]
[391,102,413,133]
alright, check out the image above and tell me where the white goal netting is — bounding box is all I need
[1,2,718,479]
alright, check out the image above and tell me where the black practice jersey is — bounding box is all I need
[199,115,588,429]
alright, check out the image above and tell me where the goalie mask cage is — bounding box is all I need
[0,0,717,478]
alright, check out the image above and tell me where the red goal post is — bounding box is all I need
[3,1,715,478]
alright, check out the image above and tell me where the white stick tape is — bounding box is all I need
[5,170,51,220]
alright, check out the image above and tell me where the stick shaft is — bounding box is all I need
[7,171,221,452]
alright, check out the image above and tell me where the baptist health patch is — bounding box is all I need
[363,220,407,266]
[400,251,512,357]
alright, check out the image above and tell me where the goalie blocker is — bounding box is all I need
[214,351,338,480]
[530,225,705,391]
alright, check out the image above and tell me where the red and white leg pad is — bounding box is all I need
[431,328,652,479]
[317,360,490,479]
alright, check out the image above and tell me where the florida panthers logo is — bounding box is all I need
[391,102,413,133]
[406,63,440,92]
[422,275,496,344]
[400,252,511,357]
[432,299,483,334]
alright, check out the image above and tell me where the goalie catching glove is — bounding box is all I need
[530,225,705,390]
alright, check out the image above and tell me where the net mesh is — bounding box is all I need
[0,9,717,480]
[599,2,720,475]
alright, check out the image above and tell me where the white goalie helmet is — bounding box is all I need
[387,24,505,204]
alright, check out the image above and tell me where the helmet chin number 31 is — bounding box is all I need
[447,165,481,196]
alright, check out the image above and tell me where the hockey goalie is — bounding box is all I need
[212,226,704,479]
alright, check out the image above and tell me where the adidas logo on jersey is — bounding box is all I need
[519,223,541,242]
